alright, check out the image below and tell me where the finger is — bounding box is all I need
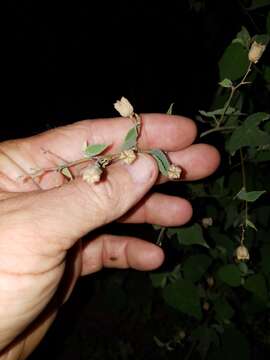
[119,193,193,226]
[81,234,165,276]
[156,143,220,183]
[0,114,197,178]
[4,154,159,258]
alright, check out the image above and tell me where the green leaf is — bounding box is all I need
[221,328,250,360]
[244,274,268,301]
[219,43,249,81]
[121,126,138,150]
[235,188,266,202]
[192,326,219,360]
[163,279,202,320]
[246,218,258,231]
[166,103,174,115]
[219,78,233,88]
[260,244,270,275]
[84,143,110,157]
[167,223,209,248]
[148,149,170,176]
[214,297,235,322]
[232,26,251,49]
[183,254,212,282]
[227,112,270,154]
[253,34,270,46]
[149,272,168,288]
[217,264,242,287]
[199,107,236,119]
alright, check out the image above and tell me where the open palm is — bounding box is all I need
[0,114,219,359]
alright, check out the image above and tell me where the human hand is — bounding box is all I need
[0,114,220,359]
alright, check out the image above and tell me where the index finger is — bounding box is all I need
[20,114,197,162]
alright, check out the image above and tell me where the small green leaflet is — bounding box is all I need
[60,167,73,180]
[227,112,270,155]
[167,223,209,248]
[246,219,258,231]
[166,103,174,115]
[148,149,170,176]
[219,43,249,81]
[219,78,233,88]
[232,26,251,49]
[163,279,202,320]
[84,143,109,157]
[199,107,237,120]
[235,188,266,202]
[217,264,242,287]
[183,254,212,283]
[244,274,268,302]
[121,126,138,150]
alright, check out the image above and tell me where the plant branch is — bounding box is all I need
[200,126,236,138]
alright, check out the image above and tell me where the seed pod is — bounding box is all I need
[119,149,137,165]
[203,302,210,311]
[206,276,215,288]
[235,245,250,261]
[167,164,182,180]
[114,97,134,117]
[82,164,103,184]
[248,41,266,64]
[202,217,213,228]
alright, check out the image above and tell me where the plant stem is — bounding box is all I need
[240,148,248,235]
[218,62,252,128]
[200,126,236,138]
[156,227,166,246]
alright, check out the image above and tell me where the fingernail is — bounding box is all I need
[126,155,155,184]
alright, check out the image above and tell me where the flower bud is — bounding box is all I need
[248,41,266,64]
[202,217,213,228]
[119,149,137,165]
[82,165,103,184]
[114,97,134,117]
[235,245,250,261]
[167,164,182,180]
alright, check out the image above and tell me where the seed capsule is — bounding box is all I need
[167,164,182,180]
[248,41,266,64]
[82,165,103,184]
[114,97,134,117]
[235,245,250,261]
[119,149,137,165]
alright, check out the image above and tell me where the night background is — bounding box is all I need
[4,1,270,359]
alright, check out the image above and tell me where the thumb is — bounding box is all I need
[21,154,158,251]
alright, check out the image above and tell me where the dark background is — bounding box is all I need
[5,0,243,142]
[5,1,268,359]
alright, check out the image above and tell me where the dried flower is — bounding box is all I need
[248,41,266,64]
[167,164,182,180]
[114,97,134,118]
[235,245,250,261]
[202,217,213,228]
[206,276,215,288]
[119,149,137,165]
[82,165,103,184]
[203,302,210,311]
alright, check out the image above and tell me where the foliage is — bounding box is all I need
[31,2,270,360]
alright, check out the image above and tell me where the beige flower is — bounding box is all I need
[167,164,182,180]
[114,97,134,117]
[119,149,137,165]
[235,245,250,261]
[82,165,103,184]
[248,41,266,64]
[202,217,213,228]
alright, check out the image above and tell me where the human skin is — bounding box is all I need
[0,114,220,359]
